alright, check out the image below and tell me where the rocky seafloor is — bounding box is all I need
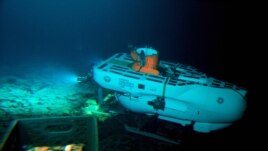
[0,66,96,117]
[0,65,186,151]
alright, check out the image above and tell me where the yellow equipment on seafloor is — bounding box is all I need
[23,143,84,151]
[0,116,98,151]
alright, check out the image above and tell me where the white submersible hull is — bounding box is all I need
[93,52,247,133]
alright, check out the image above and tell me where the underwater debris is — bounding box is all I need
[23,143,85,151]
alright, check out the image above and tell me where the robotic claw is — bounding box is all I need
[76,73,92,83]
[76,63,95,84]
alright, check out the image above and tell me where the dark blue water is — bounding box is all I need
[0,0,226,72]
[0,0,258,148]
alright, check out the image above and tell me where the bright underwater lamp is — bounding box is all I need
[49,68,79,85]
[63,73,78,84]
[58,72,78,84]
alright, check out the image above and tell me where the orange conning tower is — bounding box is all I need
[130,47,159,75]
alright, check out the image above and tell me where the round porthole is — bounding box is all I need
[104,76,111,82]
[217,97,224,104]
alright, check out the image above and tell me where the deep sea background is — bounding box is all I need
[0,0,260,149]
